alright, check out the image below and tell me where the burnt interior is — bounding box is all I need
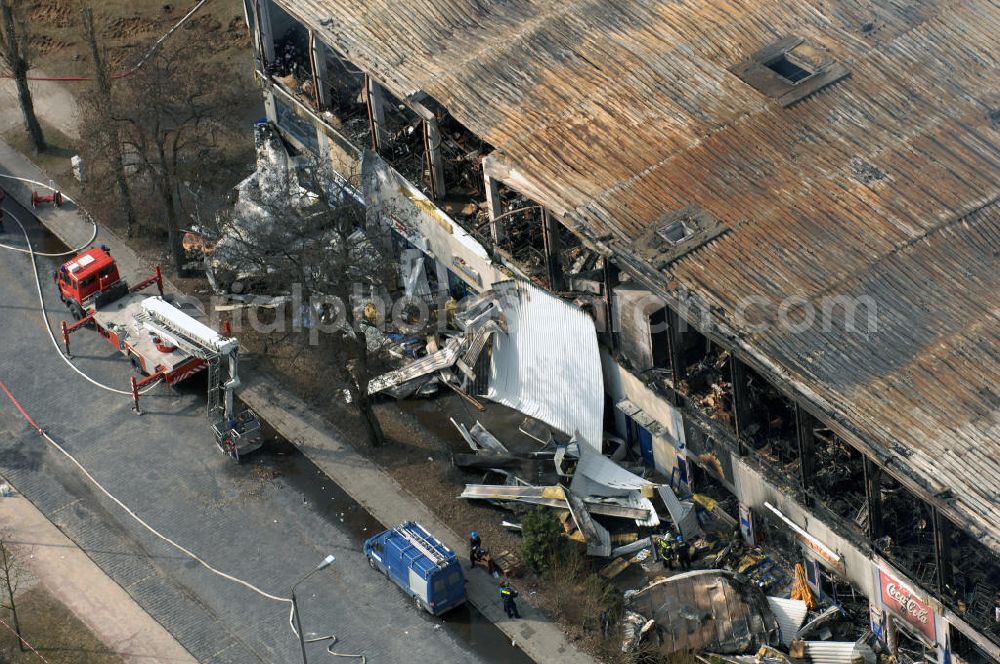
[875,477,937,584]
[740,366,799,469]
[944,523,1000,641]
[810,429,868,532]
[320,45,369,148]
[676,326,735,430]
[376,88,426,187]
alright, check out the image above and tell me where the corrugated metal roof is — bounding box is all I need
[766,596,809,646]
[283,0,1000,551]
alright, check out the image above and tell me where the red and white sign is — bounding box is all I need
[879,569,936,642]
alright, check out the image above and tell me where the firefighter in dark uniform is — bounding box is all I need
[469,531,483,567]
[675,533,691,570]
[500,580,521,619]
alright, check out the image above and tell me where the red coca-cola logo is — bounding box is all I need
[885,583,929,623]
[879,570,936,642]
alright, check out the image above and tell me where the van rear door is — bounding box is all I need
[408,567,428,603]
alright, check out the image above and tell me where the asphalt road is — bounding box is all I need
[0,196,530,663]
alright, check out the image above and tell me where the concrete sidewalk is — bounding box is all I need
[240,376,592,664]
[0,482,197,664]
[0,139,599,664]
[0,72,81,141]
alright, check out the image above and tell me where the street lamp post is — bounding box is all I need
[291,554,335,664]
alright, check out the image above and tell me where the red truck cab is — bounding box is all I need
[57,247,121,307]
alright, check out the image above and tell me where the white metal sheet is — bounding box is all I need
[766,596,809,646]
[570,447,652,497]
[801,641,876,664]
[485,280,603,450]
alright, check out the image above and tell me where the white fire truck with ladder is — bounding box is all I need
[57,246,261,460]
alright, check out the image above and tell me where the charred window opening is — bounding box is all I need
[809,429,868,533]
[738,365,799,469]
[264,4,310,86]
[650,307,669,371]
[894,625,938,662]
[475,186,580,292]
[489,187,545,272]
[611,288,669,374]
[676,327,735,431]
[418,95,492,202]
[951,625,997,663]
[875,476,936,583]
[755,508,804,582]
[375,88,426,186]
[316,43,368,149]
[814,570,871,640]
[689,460,739,524]
[943,523,1000,643]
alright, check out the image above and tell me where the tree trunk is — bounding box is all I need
[0,0,45,153]
[349,330,384,447]
[0,544,22,652]
[156,143,184,274]
[8,594,22,652]
[81,5,136,238]
[355,387,384,448]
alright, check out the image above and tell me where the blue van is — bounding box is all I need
[363,521,466,615]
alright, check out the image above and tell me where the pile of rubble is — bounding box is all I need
[431,404,877,663]
[367,288,505,400]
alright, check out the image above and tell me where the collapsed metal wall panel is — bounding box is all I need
[765,596,808,646]
[485,280,604,450]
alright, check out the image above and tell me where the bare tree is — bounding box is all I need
[119,43,246,270]
[208,136,391,446]
[76,39,247,268]
[0,537,24,652]
[0,0,46,153]
[79,4,137,238]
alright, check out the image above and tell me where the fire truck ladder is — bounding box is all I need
[134,308,228,419]
[206,356,222,418]
[133,311,215,360]
[400,524,449,567]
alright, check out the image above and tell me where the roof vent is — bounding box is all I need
[657,220,694,245]
[765,53,812,83]
[635,206,729,270]
[730,36,850,107]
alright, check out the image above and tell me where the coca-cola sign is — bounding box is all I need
[879,570,936,642]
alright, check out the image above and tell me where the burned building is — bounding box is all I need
[240,1,1000,662]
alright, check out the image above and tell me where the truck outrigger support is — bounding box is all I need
[130,372,167,414]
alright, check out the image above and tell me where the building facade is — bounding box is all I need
[239,1,1000,661]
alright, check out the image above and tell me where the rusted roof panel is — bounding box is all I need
[285,0,1000,550]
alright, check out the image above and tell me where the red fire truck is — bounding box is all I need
[56,246,261,459]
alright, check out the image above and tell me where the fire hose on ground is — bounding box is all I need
[0,175,365,661]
